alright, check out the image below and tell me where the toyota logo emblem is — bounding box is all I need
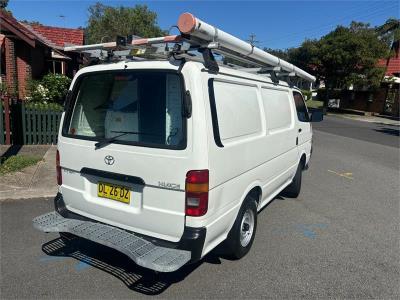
[104,155,115,165]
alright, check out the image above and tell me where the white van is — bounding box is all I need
[33,59,322,272]
[33,14,322,273]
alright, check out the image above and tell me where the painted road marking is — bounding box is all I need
[40,255,92,271]
[328,169,354,180]
[295,223,328,239]
[272,223,328,239]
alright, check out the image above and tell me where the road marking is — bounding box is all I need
[328,169,354,180]
[295,223,328,239]
[272,223,328,239]
[75,259,92,271]
[39,255,92,272]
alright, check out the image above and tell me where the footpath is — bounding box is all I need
[0,145,58,201]
[327,112,400,126]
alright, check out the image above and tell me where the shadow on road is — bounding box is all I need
[374,127,400,137]
[39,195,288,295]
[41,236,221,295]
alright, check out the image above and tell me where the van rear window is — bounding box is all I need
[63,71,186,149]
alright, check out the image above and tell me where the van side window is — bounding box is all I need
[293,91,310,122]
[261,87,292,131]
[209,80,262,145]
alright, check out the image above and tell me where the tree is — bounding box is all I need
[316,22,388,90]
[288,22,388,107]
[263,48,290,61]
[376,18,400,44]
[21,20,43,26]
[0,0,8,9]
[287,39,320,75]
[85,3,165,44]
[376,18,400,72]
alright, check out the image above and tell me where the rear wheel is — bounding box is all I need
[282,161,303,198]
[223,197,258,259]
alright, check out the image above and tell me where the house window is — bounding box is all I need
[46,60,65,75]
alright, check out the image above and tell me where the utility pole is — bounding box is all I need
[247,33,259,47]
[58,15,66,75]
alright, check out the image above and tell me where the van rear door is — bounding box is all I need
[58,70,190,242]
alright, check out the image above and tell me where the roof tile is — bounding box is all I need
[27,24,84,48]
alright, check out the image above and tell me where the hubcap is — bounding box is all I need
[240,208,255,247]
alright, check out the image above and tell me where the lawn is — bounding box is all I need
[0,155,42,175]
[306,99,324,109]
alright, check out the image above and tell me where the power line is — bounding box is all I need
[266,2,385,41]
[265,3,394,45]
[288,7,398,47]
[259,2,397,47]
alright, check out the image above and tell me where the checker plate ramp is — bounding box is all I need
[33,211,191,272]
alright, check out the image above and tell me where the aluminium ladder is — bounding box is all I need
[64,12,316,85]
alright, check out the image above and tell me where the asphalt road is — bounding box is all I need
[1,115,399,299]
[313,114,399,148]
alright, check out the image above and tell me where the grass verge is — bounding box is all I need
[306,99,324,109]
[0,155,42,176]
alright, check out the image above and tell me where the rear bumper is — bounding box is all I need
[50,193,206,264]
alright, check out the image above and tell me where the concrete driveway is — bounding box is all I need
[1,115,399,299]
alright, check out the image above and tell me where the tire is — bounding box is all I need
[223,197,258,259]
[282,161,303,198]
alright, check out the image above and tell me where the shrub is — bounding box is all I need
[26,80,50,103]
[25,102,63,111]
[41,73,71,104]
[0,82,7,95]
[301,89,312,100]
[26,73,71,104]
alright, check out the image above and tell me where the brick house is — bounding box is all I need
[0,10,83,99]
[378,41,400,78]
[338,42,400,117]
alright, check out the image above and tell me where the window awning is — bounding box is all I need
[383,76,400,84]
[51,49,71,60]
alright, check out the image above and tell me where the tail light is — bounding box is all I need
[185,170,209,217]
[56,150,62,185]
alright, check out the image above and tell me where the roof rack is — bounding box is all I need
[64,13,316,83]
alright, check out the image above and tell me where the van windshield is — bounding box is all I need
[63,71,185,149]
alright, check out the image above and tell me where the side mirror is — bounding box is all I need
[309,108,323,122]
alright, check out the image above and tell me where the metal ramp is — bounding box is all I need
[33,212,191,272]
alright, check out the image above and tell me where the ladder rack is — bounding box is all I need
[64,12,316,84]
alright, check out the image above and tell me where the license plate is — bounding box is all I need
[97,182,131,204]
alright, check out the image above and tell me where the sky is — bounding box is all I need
[7,0,399,49]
